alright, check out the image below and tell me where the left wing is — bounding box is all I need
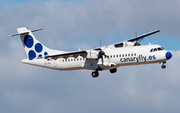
[44,51,87,59]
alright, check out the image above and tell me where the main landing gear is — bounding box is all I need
[110,68,117,73]
[91,68,117,78]
[91,71,99,78]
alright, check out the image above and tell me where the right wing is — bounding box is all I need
[127,30,160,42]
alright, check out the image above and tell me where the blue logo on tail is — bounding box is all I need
[24,35,34,48]
[24,35,48,60]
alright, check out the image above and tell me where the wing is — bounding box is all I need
[113,30,160,47]
[44,51,87,59]
[127,30,160,42]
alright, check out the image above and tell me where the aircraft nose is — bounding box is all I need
[166,52,172,60]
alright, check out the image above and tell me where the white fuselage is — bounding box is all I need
[22,44,169,71]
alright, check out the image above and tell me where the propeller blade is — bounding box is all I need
[101,56,104,68]
[103,45,108,51]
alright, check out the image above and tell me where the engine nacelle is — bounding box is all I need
[86,50,99,59]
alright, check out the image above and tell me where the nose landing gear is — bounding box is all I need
[161,61,166,69]
[161,65,166,69]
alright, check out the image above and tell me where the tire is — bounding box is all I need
[161,65,166,69]
[91,71,99,78]
[110,68,117,73]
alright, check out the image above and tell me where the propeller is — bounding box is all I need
[93,40,109,68]
[97,41,109,68]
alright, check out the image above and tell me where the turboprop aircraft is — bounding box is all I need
[7,27,172,78]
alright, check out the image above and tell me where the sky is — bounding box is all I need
[1,0,180,113]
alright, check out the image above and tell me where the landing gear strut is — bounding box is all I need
[91,71,99,78]
[110,68,117,73]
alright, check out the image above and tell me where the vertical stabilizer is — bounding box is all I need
[15,27,64,60]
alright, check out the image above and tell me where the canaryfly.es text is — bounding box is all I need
[120,55,147,63]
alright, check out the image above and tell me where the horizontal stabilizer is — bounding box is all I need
[6,28,42,37]
[6,32,29,37]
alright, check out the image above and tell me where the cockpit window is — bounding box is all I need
[154,48,157,51]
[150,49,153,52]
[150,47,164,52]
[157,47,164,51]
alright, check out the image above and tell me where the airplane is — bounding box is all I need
[7,27,172,78]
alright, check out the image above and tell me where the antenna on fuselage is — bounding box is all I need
[134,31,140,46]
[135,31,137,37]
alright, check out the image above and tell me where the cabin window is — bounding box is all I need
[119,55,121,57]
[116,55,118,58]
[62,60,64,62]
[125,54,127,57]
[131,54,133,56]
[77,58,79,61]
[110,55,112,58]
[113,55,115,58]
[122,54,124,57]
[128,54,130,57]
[80,58,82,61]
[134,53,136,56]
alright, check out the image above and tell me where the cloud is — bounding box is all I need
[1,0,180,113]
[2,0,180,47]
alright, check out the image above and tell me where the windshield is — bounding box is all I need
[150,47,164,52]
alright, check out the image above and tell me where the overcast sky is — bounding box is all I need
[1,0,180,113]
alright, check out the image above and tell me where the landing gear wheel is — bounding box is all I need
[110,68,117,73]
[91,71,99,78]
[161,65,166,69]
